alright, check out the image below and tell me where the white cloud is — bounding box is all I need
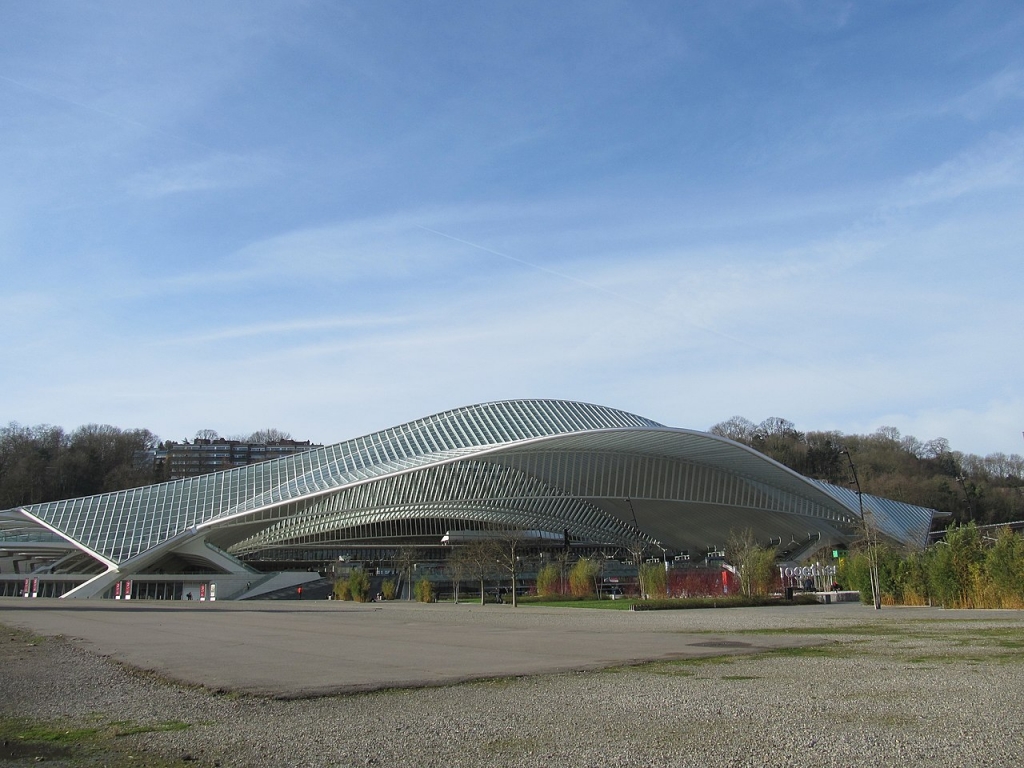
[228,215,477,284]
[887,130,1024,210]
[123,153,279,198]
[155,313,414,346]
[947,68,1024,121]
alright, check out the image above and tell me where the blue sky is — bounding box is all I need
[2,1,1022,456]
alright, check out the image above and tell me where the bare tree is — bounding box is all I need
[627,539,648,597]
[459,540,498,605]
[445,546,469,604]
[709,416,757,444]
[490,528,534,607]
[726,528,776,596]
[391,546,420,601]
[247,428,292,444]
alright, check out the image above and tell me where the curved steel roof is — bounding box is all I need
[2,399,939,585]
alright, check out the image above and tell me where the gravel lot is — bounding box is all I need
[2,603,1023,767]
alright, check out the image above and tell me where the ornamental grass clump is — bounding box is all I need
[568,558,599,597]
[536,563,561,597]
[333,580,352,601]
[836,523,1024,609]
[348,569,371,603]
[415,578,434,602]
[638,562,667,599]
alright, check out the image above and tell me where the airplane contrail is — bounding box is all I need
[0,73,214,151]
[416,223,764,352]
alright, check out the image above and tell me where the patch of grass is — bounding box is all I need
[468,676,520,690]
[636,666,697,678]
[630,594,820,611]
[602,653,738,677]
[907,654,976,664]
[741,624,914,638]
[742,623,1024,659]
[515,596,636,609]
[1,720,101,744]
[759,642,854,660]
[2,623,47,645]
[836,712,920,728]
[0,716,196,767]
[720,674,760,680]
[483,735,539,755]
[517,594,822,610]
[907,650,1024,665]
[990,650,1024,664]
[742,623,1024,665]
[658,669,697,677]
[111,720,191,737]
[643,655,739,676]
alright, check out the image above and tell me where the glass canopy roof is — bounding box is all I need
[3,399,940,582]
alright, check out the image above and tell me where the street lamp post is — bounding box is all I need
[840,448,881,610]
[625,497,646,597]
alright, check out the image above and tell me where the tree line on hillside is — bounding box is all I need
[2,416,1022,526]
[0,423,291,509]
[710,416,1023,525]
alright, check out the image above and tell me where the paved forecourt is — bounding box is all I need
[0,599,999,698]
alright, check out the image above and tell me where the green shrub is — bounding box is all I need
[334,579,352,601]
[896,549,930,605]
[415,578,434,603]
[838,550,873,604]
[381,579,397,601]
[985,528,1024,607]
[837,524,1024,609]
[929,523,986,608]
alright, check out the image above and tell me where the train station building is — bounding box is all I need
[0,400,939,599]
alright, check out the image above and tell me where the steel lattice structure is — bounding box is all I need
[0,399,940,598]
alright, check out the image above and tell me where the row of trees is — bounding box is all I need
[0,422,296,509]
[374,526,1024,609]
[192,428,293,443]
[385,542,736,604]
[841,523,1024,609]
[0,423,158,508]
[710,416,1024,525]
